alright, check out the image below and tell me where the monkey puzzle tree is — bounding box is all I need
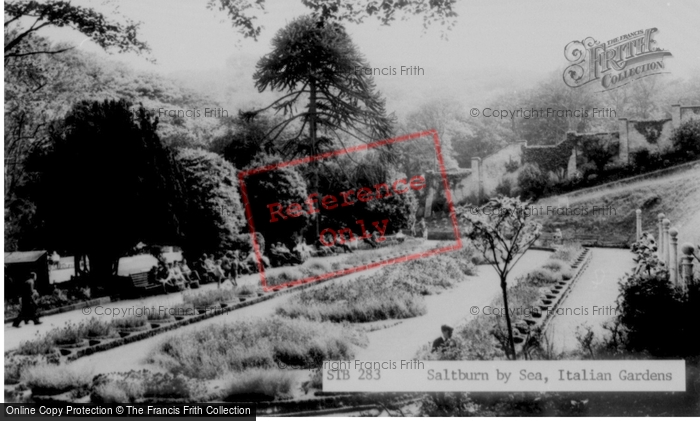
[458,197,541,359]
[250,14,394,236]
[250,14,394,153]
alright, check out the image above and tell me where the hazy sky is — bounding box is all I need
[37,0,700,109]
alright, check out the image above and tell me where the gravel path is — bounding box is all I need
[60,263,389,375]
[10,245,555,378]
[545,248,635,354]
[4,253,353,351]
[354,249,552,361]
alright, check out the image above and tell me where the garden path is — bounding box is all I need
[3,252,350,352]
[59,245,548,375]
[353,249,552,361]
[63,265,384,375]
[544,248,635,354]
[13,246,561,377]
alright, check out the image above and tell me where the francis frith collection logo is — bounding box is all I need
[563,28,672,92]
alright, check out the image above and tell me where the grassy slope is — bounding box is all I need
[534,163,700,247]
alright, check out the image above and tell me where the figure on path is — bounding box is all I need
[50,251,60,269]
[431,325,456,353]
[12,272,41,327]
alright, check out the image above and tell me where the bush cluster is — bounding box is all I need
[613,270,700,358]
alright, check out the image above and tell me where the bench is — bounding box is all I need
[129,272,164,296]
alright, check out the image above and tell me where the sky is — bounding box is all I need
[34,0,700,113]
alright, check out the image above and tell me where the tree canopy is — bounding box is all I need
[251,14,394,154]
[4,0,150,60]
[209,0,458,41]
[176,148,246,258]
[241,154,311,249]
[22,99,186,285]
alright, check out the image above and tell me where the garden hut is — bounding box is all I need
[4,250,50,296]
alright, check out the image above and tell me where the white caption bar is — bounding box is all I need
[322,360,685,392]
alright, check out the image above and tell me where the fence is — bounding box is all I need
[635,209,697,288]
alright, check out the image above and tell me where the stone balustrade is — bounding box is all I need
[636,209,697,288]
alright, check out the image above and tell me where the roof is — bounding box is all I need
[4,250,47,264]
[117,251,183,276]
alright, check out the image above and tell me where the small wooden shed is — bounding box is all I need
[4,250,50,296]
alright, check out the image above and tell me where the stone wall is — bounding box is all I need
[454,142,525,201]
[441,104,700,203]
[522,104,700,175]
[679,104,700,124]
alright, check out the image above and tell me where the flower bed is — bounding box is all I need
[146,309,175,326]
[81,318,119,340]
[419,246,590,360]
[277,277,426,323]
[277,254,471,323]
[16,319,124,356]
[182,289,238,309]
[20,363,93,396]
[147,316,367,380]
[112,316,148,332]
[265,268,305,288]
[92,370,208,403]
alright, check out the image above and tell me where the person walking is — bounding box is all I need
[12,272,42,327]
[50,251,61,269]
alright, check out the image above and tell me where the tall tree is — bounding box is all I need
[5,1,152,246]
[250,14,394,152]
[23,99,186,288]
[250,14,395,236]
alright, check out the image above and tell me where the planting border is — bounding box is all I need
[513,247,592,350]
[8,260,395,363]
[541,248,593,332]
